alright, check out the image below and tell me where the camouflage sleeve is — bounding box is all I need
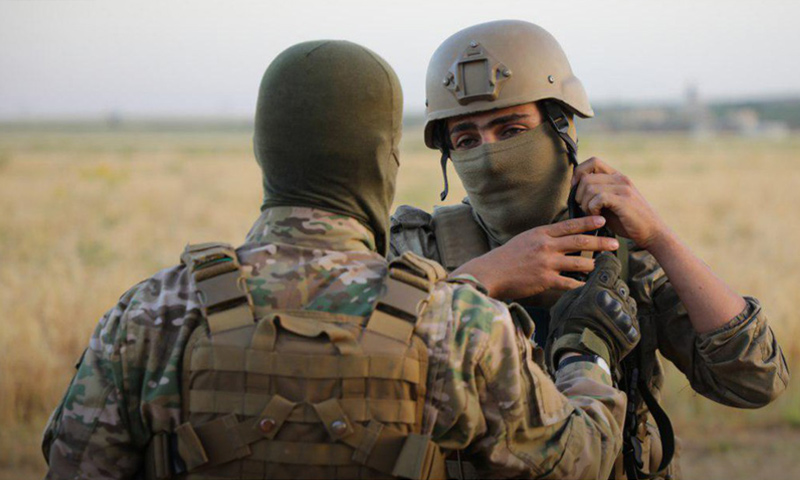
[42,265,199,479]
[417,282,625,479]
[627,245,789,407]
[389,204,441,262]
[42,283,145,479]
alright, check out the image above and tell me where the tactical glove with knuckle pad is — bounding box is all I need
[546,252,640,373]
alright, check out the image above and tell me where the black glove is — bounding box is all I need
[546,252,640,372]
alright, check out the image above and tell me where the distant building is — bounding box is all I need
[722,108,789,138]
[581,86,795,136]
[683,83,713,138]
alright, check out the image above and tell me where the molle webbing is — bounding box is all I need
[188,348,424,383]
[188,392,419,424]
[148,247,447,479]
[172,402,443,476]
[431,203,490,272]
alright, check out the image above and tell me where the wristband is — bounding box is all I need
[558,353,611,376]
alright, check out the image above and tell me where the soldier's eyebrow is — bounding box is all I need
[486,113,530,128]
[449,113,531,137]
[449,121,479,136]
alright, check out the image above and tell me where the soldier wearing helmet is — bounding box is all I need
[390,20,789,479]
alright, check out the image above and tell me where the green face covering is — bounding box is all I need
[254,40,403,256]
[449,121,573,245]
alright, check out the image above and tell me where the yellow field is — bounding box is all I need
[1,125,799,478]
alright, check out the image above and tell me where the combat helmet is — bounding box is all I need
[424,19,593,150]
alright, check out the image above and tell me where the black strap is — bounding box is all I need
[545,101,613,284]
[439,149,450,201]
[544,102,584,223]
[544,101,583,222]
[146,432,187,479]
[622,357,643,480]
[637,375,675,477]
[445,450,480,480]
[434,121,452,201]
[621,348,675,479]
[557,353,600,370]
[543,101,579,168]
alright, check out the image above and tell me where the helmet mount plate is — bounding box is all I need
[445,42,509,105]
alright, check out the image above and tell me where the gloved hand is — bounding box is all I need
[545,252,640,372]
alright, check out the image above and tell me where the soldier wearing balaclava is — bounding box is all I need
[255,40,402,256]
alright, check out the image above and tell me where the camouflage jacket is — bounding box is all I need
[390,204,790,478]
[43,207,628,480]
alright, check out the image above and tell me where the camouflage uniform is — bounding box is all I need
[43,207,628,480]
[390,204,790,478]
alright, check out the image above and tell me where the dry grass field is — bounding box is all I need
[1,123,799,478]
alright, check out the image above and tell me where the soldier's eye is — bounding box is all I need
[501,127,527,139]
[454,136,479,150]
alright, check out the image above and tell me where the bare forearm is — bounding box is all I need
[572,157,747,334]
[647,228,746,334]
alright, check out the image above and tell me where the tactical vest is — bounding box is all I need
[430,203,675,480]
[146,243,448,480]
[430,203,490,273]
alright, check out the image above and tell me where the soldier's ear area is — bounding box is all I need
[433,120,454,153]
[532,100,546,118]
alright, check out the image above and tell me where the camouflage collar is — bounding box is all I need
[245,206,377,253]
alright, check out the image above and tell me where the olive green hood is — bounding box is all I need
[254,40,403,256]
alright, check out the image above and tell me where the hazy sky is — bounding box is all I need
[2,0,799,119]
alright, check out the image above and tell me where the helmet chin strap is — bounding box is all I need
[543,101,579,168]
[435,121,452,201]
[439,149,450,201]
[545,100,614,272]
[544,101,584,222]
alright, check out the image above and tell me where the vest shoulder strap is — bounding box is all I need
[390,251,448,287]
[180,242,256,335]
[366,252,446,344]
[431,203,490,272]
